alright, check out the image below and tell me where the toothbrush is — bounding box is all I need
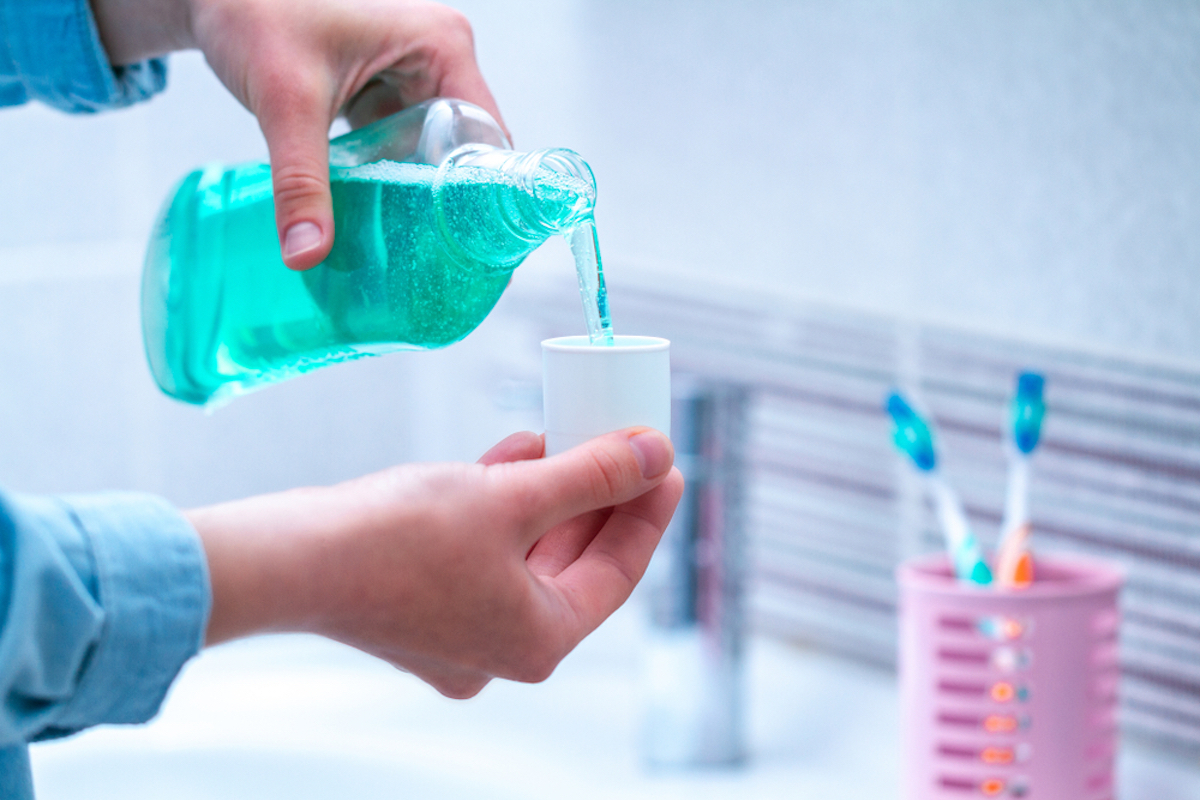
[887,392,993,586]
[995,372,1046,589]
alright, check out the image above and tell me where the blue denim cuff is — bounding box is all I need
[0,0,167,112]
[44,493,210,734]
[0,745,32,800]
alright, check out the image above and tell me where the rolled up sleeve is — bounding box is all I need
[0,0,168,112]
[0,489,210,792]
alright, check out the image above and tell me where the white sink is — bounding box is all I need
[32,744,532,800]
[28,603,1200,799]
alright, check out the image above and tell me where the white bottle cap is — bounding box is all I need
[542,335,671,456]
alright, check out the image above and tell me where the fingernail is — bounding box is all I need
[283,221,323,260]
[629,430,671,478]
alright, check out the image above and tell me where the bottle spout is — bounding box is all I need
[437,144,597,238]
[513,148,597,233]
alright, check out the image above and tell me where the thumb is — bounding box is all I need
[500,428,675,545]
[257,82,337,271]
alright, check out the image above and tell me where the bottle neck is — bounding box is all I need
[434,145,597,240]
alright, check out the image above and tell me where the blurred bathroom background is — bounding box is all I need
[5,1,1200,797]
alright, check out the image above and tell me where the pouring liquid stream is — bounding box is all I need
[569,219,614,346]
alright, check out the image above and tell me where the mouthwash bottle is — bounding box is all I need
[142,99,612,407]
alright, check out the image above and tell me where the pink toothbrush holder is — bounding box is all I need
[898,553,1124,799]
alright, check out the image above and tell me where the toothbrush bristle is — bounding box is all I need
[886,392,937,471]
[1012,552,1034,587]
[969,559,994,586]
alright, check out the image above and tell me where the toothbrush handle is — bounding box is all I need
[1000,456,1030,544]
[929,476,991,585]
[996,522,1034,588]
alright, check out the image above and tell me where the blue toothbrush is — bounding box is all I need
[887,392,993,586]
[995,372,1046,588]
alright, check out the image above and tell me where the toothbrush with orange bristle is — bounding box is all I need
[995,372,1046,589]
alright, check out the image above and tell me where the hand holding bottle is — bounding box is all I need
[188,429,684,698]
[92,0,508,270]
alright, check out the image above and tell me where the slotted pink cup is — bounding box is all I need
[898,553,1123,799]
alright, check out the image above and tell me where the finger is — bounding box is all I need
[525,509,611,578]
[343,67,510,143]
[343,64,509,143]
[341,77,407,129]
[436,68,510,144]
[256,72,337,271]
[477,431,544,467]
[340,5,511,143]
[550,468,685,636]
[494,428,675,546]
[421,7,509,139]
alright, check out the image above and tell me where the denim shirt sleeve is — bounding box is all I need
[0,490,210,796]
[0,0,167,112]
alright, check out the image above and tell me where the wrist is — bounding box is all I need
[188,485,338,646]
[90,0,198,64]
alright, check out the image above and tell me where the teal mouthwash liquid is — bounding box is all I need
[143,151,612,406]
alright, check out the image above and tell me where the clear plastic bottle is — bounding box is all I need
[142,99,597,406]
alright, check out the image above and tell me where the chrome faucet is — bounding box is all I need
[642,377,749,767]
